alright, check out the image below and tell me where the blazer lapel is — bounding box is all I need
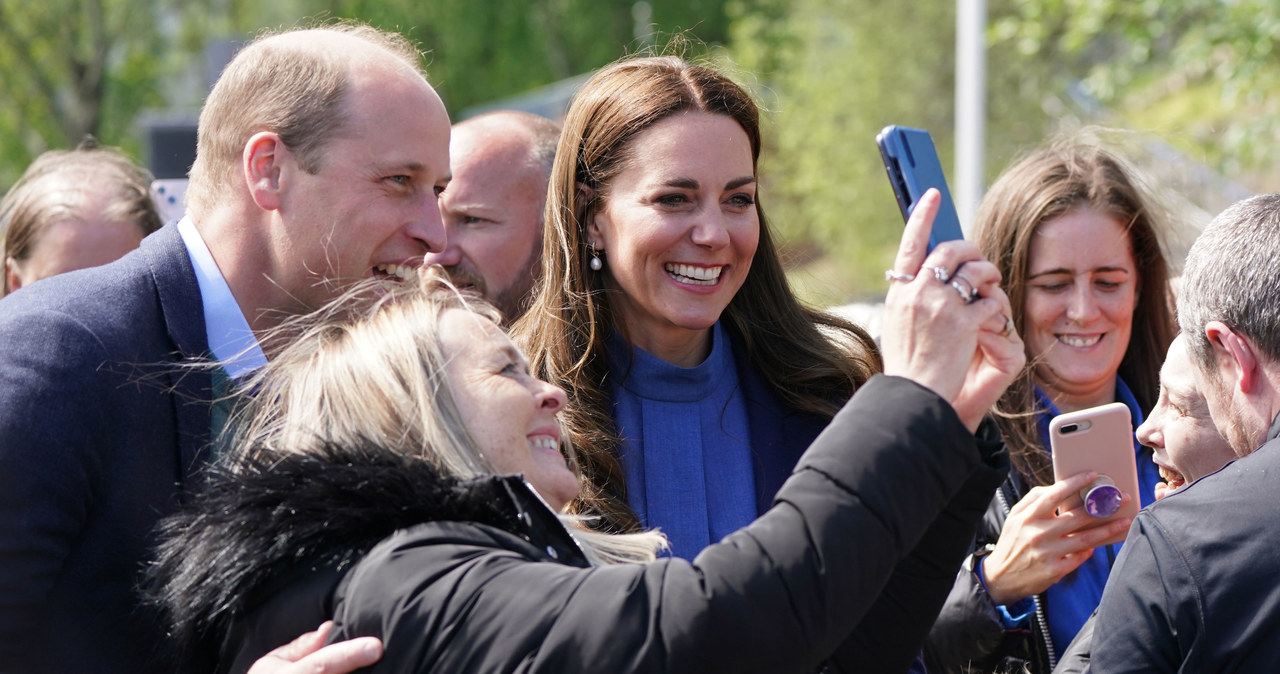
[141,225,214,493]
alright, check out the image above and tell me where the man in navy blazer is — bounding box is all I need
[0,24,449,672]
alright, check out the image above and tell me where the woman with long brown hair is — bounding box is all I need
[2,141,161,295]
[513,55,880,557]
[925,141,1175,673]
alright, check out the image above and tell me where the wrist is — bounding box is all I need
[978,554,1016,606]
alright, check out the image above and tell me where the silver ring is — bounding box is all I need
[884,269,915,283]
[924,265,951,284]
[1000,314,1016,338]
[950,273,978,303]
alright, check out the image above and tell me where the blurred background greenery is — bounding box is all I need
[0,0,1273,304]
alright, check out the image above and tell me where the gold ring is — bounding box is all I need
[1000,314,1016,338]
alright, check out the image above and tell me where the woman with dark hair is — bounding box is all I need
[925,141,1176,673]
[513,55,881,555]
[152,202,1022,671]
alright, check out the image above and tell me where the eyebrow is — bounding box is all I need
[374,160,426,174]
[659,176,757,190]
[1028,266,1132,280]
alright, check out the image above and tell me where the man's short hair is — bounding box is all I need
[1178,192,1280,370]
[459,111,561,176]
[185,23,424,217]
[522,114,561,176]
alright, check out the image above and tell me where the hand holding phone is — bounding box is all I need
[876,125,965,252]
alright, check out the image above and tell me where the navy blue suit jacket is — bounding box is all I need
[0,224,211,672]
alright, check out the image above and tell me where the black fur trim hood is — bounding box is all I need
[148,442,574,666]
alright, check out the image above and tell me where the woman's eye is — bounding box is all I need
[1037,283,1069,292]
[501,361,530,377]
[655,194,689,206]
[727,193,755,208]
[387,175,410,186]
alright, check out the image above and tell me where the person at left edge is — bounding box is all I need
[0,22,448,673]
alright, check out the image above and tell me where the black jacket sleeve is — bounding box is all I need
[329,375,1009,673]
[827,417,1009,673]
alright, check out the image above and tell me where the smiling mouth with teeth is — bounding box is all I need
[373,263,417,281]
[529,435,560,452]
[1058,334,1103,348]
[1158,465,1186,491]
[664,263,723,286]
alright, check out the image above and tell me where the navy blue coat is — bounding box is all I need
[0,224,212,673]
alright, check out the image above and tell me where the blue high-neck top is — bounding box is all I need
[608,321,756,560]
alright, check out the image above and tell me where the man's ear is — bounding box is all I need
[244,132,287,212]
[1205,321,1260,394]
[5,257,23,293]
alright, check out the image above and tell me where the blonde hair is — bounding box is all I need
[232,267,665,564]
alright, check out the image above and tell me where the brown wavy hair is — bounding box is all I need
[511,55,881,532]
[973,141,1175,486]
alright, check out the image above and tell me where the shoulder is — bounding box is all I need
[0,226,200,359]
[1133,442,1280,569]
[330,520,586,661]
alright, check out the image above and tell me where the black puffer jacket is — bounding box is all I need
[153,375,1009,674]
[925,471,1055,673]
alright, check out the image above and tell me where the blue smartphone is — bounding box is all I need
[876,125,965,252]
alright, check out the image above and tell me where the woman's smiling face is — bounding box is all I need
[1022,208,1138,412]
[438,309,578,511]
[587,111,759,366]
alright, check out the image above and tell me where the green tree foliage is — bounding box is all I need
[182,0,736,118]
[0,0,172,187]
[993,0,1280,180]
[728,0,976,301]
[0,0,736,189]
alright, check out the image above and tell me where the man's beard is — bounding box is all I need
[1201,366,1267,458]
[1217,400,1266,458]
[443,262,536,325]
[442,263,488,298]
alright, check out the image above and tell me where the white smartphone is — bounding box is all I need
[1049,402,1140,525]
[150,178,189,226]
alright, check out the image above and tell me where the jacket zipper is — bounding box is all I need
[995,483,1056,669]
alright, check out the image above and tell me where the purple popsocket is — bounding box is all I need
[1082,480,1122,518]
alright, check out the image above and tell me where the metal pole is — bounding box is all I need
[955,0,987,234]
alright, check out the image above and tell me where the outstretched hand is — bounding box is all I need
[248,622,383,674]
[880,189,1025,431]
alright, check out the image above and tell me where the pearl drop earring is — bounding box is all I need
[589,243,604,271]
